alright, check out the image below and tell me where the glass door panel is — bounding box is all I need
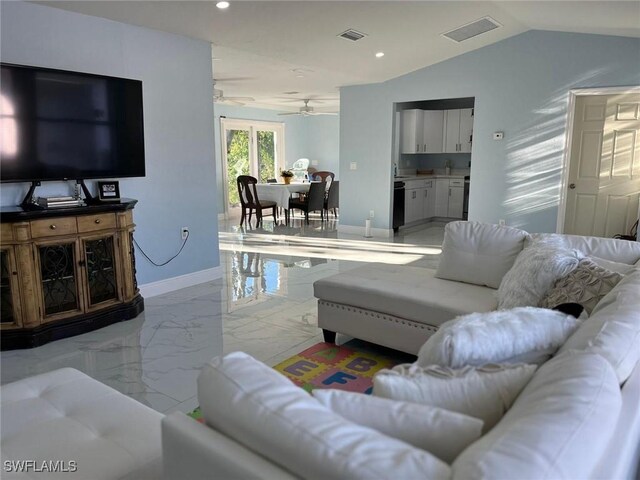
[39,243,80,316]
[85,236,118,306]
[1,250,15,323]
[256,130,277,183]
[225,128,250,209]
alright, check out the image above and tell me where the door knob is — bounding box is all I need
[569,183,576,189]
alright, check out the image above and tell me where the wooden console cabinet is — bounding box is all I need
[0,200,143,350]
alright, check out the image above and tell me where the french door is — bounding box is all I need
[221,118,285,214]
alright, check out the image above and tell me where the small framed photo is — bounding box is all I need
[97,181,121,202]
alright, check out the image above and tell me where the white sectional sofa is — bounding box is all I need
[2,222,640,479]
[314,224,640,355]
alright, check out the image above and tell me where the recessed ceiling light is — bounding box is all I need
[216,1,230,9]
[375,52,385,58]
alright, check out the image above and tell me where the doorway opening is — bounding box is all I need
[221,118,285,217]
[558,87,640,238]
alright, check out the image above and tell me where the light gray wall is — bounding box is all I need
[340,31,640,233]
[1,1,219,284]
[214,104,339,213]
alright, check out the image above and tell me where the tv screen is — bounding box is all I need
[0,64,145,183]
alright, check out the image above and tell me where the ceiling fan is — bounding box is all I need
[213,81,254,106]
[278,99,338,116]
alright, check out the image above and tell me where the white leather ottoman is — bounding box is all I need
[1,368,162,479]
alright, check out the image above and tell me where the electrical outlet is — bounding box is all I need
[498,219,506,226]
[350,162,357,170]
[181,227,189,240]
[369,210,375,219]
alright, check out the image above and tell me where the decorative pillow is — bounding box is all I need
[540,258,623,315]
[590,256,636,275]
[198,352,451,480]
[497,244,583,309]
[373,363,537,432]
[312,389,483,463]
[417,307,582,369]
[435,221,530,289]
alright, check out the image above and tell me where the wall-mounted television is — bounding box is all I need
[0,63,145,183]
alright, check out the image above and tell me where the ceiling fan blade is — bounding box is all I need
[225,96,255,102]
[311,112,339,116]
[278,112,302,116]
[225,100,246,106]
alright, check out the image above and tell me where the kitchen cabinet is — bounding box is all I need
[448,179,465,218]
[401,110,444,154]
[404,186,424,224]
[423,180,435,218]
[422,111,444,153]
[435,179,450,217]
[401,110,424,154]
[444,108,474,153]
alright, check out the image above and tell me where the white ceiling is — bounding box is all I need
[35,1,640,112]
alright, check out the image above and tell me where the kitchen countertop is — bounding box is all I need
[394,174,467,180]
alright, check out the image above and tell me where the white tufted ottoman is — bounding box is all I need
[1,368,163,479]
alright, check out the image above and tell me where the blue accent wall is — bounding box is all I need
[340,31,640,233]
[1,1,220,285]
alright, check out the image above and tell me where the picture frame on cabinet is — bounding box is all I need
[97,181,121,202]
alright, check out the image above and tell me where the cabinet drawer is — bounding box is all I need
[77,213,116,233]
[31,217,77,238]
[449,179,464,187]
[1,224,13,242]
[424,180,433,188]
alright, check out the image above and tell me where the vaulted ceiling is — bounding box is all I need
[37,1,640,112]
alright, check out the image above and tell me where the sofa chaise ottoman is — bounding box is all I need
[0,368,163,480]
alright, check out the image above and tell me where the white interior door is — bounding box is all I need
[564,93,640,237]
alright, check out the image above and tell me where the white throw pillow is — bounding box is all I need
[591,256,636,275]
[417,307,582,368]
[559,270,640,384]
[373,363,537,432]
[312,389,483,463]
[198,352,451,480]
[435,221,529,289]
[452,353,621,480]
[497,243,583,309]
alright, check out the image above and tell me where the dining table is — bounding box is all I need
[255,182,313,224]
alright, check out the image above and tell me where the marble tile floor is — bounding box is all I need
[0,217,445,415]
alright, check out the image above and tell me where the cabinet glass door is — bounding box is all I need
[84,236,118,306]
[39,243,80,316]
[1,250,16,324]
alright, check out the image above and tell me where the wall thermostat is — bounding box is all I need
[493,132,504,140]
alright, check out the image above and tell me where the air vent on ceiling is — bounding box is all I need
[442,16,501,43]
[283,91,300,95]
[338,29,367,42]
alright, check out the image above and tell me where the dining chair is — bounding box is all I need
[312,171,335,182]
[236,175,277,227]
[288,181,326,225]
[324,180,339,218]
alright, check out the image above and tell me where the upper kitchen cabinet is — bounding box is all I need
[444,108,474,153]
[401,109,443,154]
[401,109,424,154]
[422,111,444,153]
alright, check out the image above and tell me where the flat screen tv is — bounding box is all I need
[0,63,145,183]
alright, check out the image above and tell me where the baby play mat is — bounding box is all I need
[188,341,411,422]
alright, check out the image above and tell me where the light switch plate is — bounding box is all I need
[312,160,318,166]
[350,162,357,170]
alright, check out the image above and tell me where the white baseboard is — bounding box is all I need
[337,224,393,238]
[139,266,223,298]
